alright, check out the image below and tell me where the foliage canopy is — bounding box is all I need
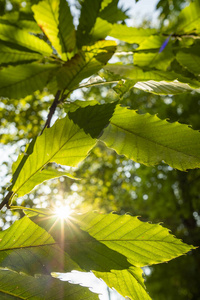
[0,0,200,299]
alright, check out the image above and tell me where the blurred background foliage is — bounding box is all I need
[0,0,200,299]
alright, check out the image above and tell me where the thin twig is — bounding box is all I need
[0,191,13,210]
[41,90,61,135]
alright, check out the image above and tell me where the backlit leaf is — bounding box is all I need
[0,40,42,66]
[9,116,95,199]
[0,63,59,99]
[105,64,200,93]
[0,20,52,55]
[134,80,200,95]
[109,24,157,44]
[176,51,200,75]
[172,0,200,33]
[100,105,200,170]
[76,212,194,267]
[94,267,151,300]
[8,102,115,200]
[56,40,116,92]
[0,269,98,299]
[0,216,80,275]
[32,0,75,59]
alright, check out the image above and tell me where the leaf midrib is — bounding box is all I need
[47,0,68,54]
[0,25,50,55]
[0,289,25,299]
[0,239,186,252]
[0,66,55,91]
[110,120,199,160]
[13,124,91,196]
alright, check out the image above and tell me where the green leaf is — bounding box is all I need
[9,115,96,199]
[9,102,115,200]
[1,210,193,300]
[134,80,200,95]
[172,0,200,33]
[100,105,200,170]
[94,267,151,300]
[99,0,128,23]
[109,24,157,44]
[68,101,117,138]
[133,35,174,71]
[113,79,134,97]
[105,64,200,93]
[0,62,59,99]
[77,0,103,47]
[0,40,42,66]
[11,168,77,197]
[0,216,80,275]
[176,51,200,75]
[134,51,174,71]
[64,100,100,113]
[32,0,75,59]
[0,269,98,299]
[0,20,52,55]
[30,213,131,273]
[136,35,171,51]
[76,212,194,267]
[90,17,112,41]
[56,40,116,92]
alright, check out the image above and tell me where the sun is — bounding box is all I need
[54,205,73,219]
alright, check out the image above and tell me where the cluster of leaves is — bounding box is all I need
[0,0,200,299]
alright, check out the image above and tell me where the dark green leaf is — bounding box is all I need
[77,0,103,47]
[0,269,98,299]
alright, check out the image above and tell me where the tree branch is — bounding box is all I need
[0,191,13,210]
[41,90,61,135]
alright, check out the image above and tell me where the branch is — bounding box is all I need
[0,191,13,210]
[41,90,61,135]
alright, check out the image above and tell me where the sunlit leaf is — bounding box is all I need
[32,0,75,59]
[0,216,80,275]
[8,117,95,199]
[134,35,174,71]
[8,102,115,200]
[56,40,116,92]
[136,35,171,51]
[105,64,200,93]
[29,213,131,273]
[134,80,200,95]
[134,51,174,71]
[0,40,42,66]
[90,17,112,41]
[0,269,98,299]
[109,24,157,44]
[0,20,52,55]
[171,0,200,33]
[100,105,200,170]
[94,267,151,300]
[0,63,59,99]
[176,51,200,75]
[76,212,194,266]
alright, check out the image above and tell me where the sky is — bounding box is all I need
[119,0,159,26]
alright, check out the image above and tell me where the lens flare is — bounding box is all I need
[54,205,72,219]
